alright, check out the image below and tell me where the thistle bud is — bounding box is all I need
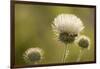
[23,47,44,64]
[77,35,90,49]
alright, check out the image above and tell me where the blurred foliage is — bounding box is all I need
[15,3,95,66]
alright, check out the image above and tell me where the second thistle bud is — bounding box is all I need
[23,47,44,64]
[77,35,90,49]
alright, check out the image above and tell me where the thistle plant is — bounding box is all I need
[23,47,44,64]
[52,14,84,63]
[76,35,90,62]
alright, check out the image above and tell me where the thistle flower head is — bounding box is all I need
[52,14,84,44]
[23,47,44,64]
[77,35,90,50]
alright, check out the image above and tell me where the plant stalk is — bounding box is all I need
[77,49,84,62]
[62,45,69,63]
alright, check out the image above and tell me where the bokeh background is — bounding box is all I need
[15,3,95,66]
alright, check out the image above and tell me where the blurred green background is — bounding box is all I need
[15,3,95,66]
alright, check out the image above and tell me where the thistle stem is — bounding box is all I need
[77,49,84,62]
[62,45,69,63]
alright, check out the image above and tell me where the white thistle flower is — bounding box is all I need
[77,35,90,50]
[23,47,44,64]
[52,14,84,43]
[52,14,84,34]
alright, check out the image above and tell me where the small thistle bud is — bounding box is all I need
[23,47,44,64]
[77,36,90,49]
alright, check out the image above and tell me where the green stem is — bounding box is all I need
[77,49,84,62]
[62,45,69,63]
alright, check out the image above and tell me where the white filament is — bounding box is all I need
[52,14,84,34]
